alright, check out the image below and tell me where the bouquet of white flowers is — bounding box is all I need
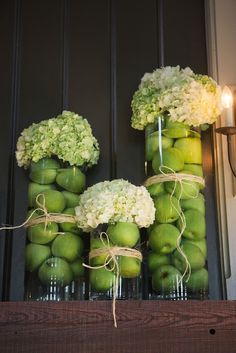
[131,66,222,129]
[75,179,155,232]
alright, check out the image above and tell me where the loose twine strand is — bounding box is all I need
[147,166,205,285]
[146,116,205,286]
[83,232,143,328]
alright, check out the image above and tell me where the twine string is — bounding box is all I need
[145,164,205,286]
[0,193,77,232]
[83,231,142,328]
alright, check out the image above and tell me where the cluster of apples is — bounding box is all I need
[89,222,141,295]
[25,157,86,288]
[146,118,208,297]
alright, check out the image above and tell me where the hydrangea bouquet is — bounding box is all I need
[131,66,222,130]
[16,110,100,168]
[75,179,155,232]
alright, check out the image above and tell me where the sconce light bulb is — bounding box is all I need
[221,85,233,109]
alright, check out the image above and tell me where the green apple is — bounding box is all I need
[35,189,66,212]
[149,223,180,254]
[186,267,208,292]
[147,182,165,197]
[25,243,51,272]
[90,268,115,292]
[56,167,86,193]
[172,243,205,273]
[38,257,73,286]
[59,208,82,235]
[181,238,207,258]
[152,147,184,174]
[90,237,109,266]
[29,169,57,185]
[177,209,206,240]
[152,264,182,293]
[29,158,60,184]
[180,193,205,215]
[70,258,85,278]
[174,137,202,164]
[145,131,173,161]
[30,157,60,171]
[28,182,55,207]
[51,232,84,262]
[118,256,141,278]
[62,191,81,208]
[162,119,190,138]
[154,194,181,223]
[27,222,58,244]
[165,178,199,200]
[182,164,203,177]
[107,222,140,248]
[147,252,171,273]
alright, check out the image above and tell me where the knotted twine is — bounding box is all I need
[83,232,143,328]
[0,193,78,232]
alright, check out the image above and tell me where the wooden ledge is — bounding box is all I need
[0,301,236,353]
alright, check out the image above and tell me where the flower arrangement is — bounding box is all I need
[75,179,155,232]
[131,66,222,130]
[16,110,100,168]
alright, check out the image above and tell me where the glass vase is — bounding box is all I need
[145,116,208,300]
[88,223,142,300]
[24,157,86,301]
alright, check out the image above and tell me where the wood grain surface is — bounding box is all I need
[0,301,235,353]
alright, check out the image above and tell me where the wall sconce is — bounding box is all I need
[215,85,236,177]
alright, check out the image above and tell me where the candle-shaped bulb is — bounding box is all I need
[222,85,234,126]
[221,85,233,109]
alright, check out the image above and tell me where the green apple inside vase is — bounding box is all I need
[147,252,171,274]
[148,223,180,254]
[51,232,84,262]
[38,257,73,287]
[59,207,82,235]
[152,264,182,294]
[29,157,60,184]
[34,189,66,213]
[162,118,190,138]
[25,243,51,272]
[56,166,86,193]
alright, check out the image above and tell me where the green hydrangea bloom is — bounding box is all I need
[16,111,100,168]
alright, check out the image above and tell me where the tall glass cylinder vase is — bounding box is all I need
[24,157,86,301]
[145,116,208,300]
[88,223,142,300]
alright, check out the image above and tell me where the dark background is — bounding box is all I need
[0,0,224,300]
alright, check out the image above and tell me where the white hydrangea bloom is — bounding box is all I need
[131,66,223,130]
[75,179,155,232]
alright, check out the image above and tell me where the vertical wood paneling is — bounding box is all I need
[0,1,15,299]
[9,0,64,300]
[67,0,111,185]
[162,0,208,73]
[115,0,158,185]
[0,0,223,301]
